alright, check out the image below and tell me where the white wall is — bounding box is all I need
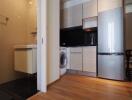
[26,0,37,44]
[47,0,60,84]
[0,0,28,84]
[0,0,36,84]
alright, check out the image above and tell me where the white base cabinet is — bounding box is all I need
[83,46,96,73]
[70,53,82,71]
[70,47,82,71]
[14,45,37,74]
[70,47,96,74]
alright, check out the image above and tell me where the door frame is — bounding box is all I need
[37,0,47,92]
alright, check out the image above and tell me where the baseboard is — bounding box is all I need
[67,69,97,77]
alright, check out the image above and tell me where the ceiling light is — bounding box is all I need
[29,1,33,5]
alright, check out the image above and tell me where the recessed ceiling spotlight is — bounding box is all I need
[29,1,33,5]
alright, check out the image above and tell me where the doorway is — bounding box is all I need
[0,0,47,99]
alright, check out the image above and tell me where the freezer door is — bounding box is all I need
[98,7,124,53]
[98,54,125,80]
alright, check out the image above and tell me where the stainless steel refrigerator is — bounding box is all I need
[98,0,125,80]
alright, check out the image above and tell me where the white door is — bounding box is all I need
[37,0,47,92]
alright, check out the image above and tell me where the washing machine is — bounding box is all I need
[60,47,70,76]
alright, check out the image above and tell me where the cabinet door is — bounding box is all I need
[70,53,82,71]
[60,9,64,29]
[83,0,97,18]
[98,0,122,13]
[83,47,96,73]
[60,8,71,28]
[61,4,82,28]
[14,49,36,74]
[70,4,82,27]
[70,47,82,71]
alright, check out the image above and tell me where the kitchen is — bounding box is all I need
[0,0,131,99]
[60,0,126,80]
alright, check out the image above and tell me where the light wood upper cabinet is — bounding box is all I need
[98,0,122,13]
[83,0,97,18]
[83,46,96,73]
[60,4,82,28]
[60,8,71,29]
[71,4,82,27]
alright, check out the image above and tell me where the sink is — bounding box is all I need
[14,44,37,49]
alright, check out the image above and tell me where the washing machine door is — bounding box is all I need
[60,52,67,68]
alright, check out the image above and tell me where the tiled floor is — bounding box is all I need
[0,75,37,100]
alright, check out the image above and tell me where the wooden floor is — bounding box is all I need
[28,74,132,100]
